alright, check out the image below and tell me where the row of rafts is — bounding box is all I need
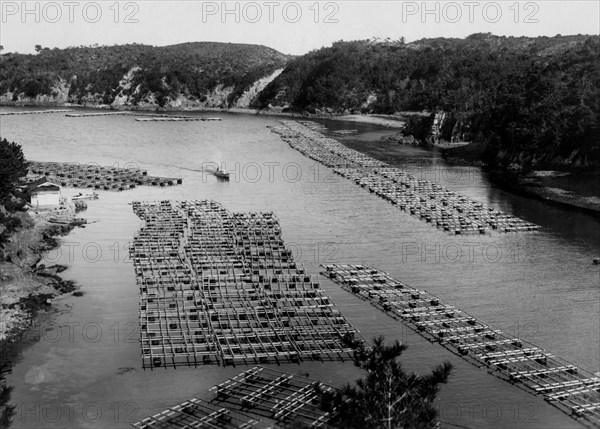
[322,264,600,425]
[130,200,361,368]
[28,161,183,191]
[270,120,540,234]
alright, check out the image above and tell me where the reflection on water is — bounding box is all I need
[1,108,598,428]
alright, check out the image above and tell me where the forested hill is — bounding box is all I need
[255,34,600,170]
[1,35,599,169]
[0,42,291,108]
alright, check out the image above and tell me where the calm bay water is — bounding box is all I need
[1,108,599,428]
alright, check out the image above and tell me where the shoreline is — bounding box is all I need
[433,145,600,215]
[486,170,600,217]
[0,213,79,380]
[0,102,408,129]
[358,131,600,216]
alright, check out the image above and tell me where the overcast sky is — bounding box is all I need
[1,1,599,55]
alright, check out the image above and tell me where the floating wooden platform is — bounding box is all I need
[65,112,131,117]
[322,264,600,427]
[332,129,358,135]
[132,366,335,428]
[270,121,540,234]
[0,109,73,115]
[62,112,221,121]
[131,201,362,369]
[135,117,201,122]
[271,121,385,169]
[211,366,334,427]
[297,120,328,133]
[131,397,259,429]
[334,167,539,233]
[28,161,182,191]
[135,116,221,122]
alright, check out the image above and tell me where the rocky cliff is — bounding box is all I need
[0,42,292,109]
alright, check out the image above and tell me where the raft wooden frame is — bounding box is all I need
[28,161,182,191]
[131,366,335,428]
[322,263,600,427]
[132,200,361,369]
[270,121,540,234]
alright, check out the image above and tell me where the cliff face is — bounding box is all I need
[0,42,292,109]
[406,110,598,171]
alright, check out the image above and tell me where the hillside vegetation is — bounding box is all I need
[255,34,600,170]
[0,42,291,108]
[1,35,599,170]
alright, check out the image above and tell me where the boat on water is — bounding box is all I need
[213,167,230,180]
[72,192,99,200]
[49,217,87,226]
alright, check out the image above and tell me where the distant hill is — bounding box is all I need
[1,35,599,170]
[0,42,292,108]
[254,34,600,170]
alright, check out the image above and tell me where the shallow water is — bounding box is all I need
[1,107,598,428]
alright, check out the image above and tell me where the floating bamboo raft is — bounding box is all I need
[65,112,131,117]
[131,200,361,369]
[270,121,540,234]
[298,120,328,133]
[135,117,201,122]
[28,161,182,191]
[211,366,334,427]
[332,129,358,136]
[64,112,221,121]
[135,115,221,122]
[0,109,73,115]
[334,167,538,233]
[322,264,600,427]
[132,366,335,428]
[131,397,259,429]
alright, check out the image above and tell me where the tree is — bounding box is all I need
[34,44,42,53]
[0,384,16,429]
[0,138,30,206]
[319,336,453,429]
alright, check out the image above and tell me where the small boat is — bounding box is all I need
[49,217,87,226]
[72,192,99,200]
[213,167,230,180]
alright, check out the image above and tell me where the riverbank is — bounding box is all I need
[426,142,600,215]
[486,169,600,216]
[350,131,600,216]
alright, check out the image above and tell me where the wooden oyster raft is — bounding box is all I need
[323,264,600,427]
[132,366,336,428]
[29,161,182,191]
[270,121,540,234]
[131,200,362,369]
